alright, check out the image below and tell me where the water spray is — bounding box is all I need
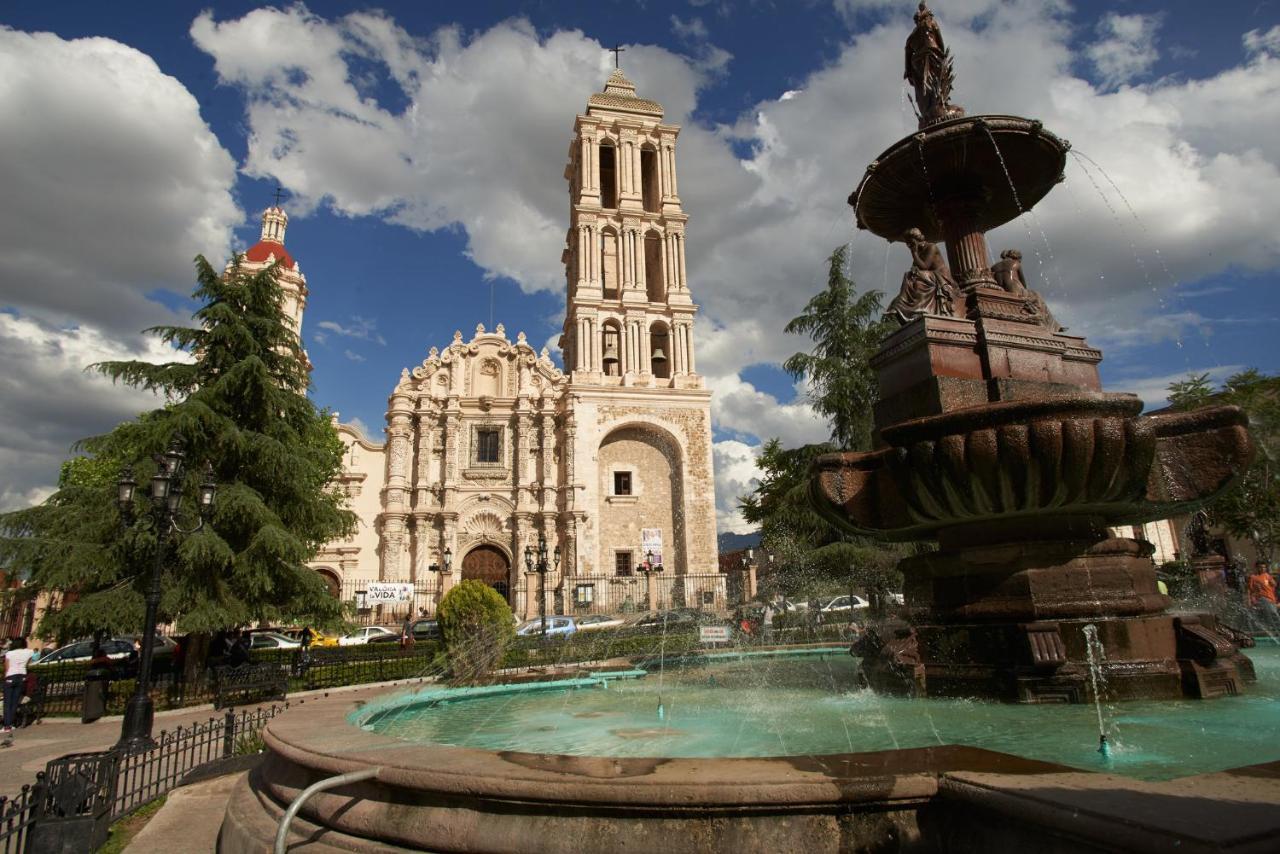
[657,696,665,721]
[1097,733,1111,757]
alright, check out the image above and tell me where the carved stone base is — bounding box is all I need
[852,611,1255,703]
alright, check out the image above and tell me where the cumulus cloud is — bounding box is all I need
[712,439,763,534]
[0,313,181,511]
[0,29,239,335]
[0,29,239,510]
[191,5,1280,530]
[1110,364,1244,412]
[1085,13,1162,89]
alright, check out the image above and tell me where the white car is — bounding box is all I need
[339,626,398,646]
[576,614,625,632]
[819,595,870,613]
[249,632,301,650]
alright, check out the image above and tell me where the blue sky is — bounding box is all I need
[1,0,1278,531]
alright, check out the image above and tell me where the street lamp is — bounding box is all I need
[523,533,561,638]
[114,438,217,754]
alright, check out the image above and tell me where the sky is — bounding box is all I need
[1,0,1278,534]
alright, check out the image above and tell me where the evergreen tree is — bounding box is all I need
[0,257,355,640]
[1169,368,1280,561]
[740,247,909,608]
[783,245,894,451]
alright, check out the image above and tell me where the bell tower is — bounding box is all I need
[560,68,700,388]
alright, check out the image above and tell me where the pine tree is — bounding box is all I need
[0,257,355,640]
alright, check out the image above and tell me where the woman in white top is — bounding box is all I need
[3,637,35,733]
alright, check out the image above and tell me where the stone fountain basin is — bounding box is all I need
[849,114,1069,242]
[219,684,1280,853]
[811,394,1252,541]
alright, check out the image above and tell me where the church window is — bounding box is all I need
[475,428,501,464]
[599,142,617,209]
[614,551,633,576]
[641,147,659,213]
[613,471,632,496]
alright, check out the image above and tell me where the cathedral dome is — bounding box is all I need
[244,239,296,270]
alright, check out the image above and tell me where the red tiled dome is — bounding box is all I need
[245,240,296,270]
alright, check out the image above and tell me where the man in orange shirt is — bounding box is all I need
[1246,560,1279,630]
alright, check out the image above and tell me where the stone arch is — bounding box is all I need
[600,319,623,376]
[313,566,342,598]
[596,422,687,577]
[598,139,618,208]
[648,320,672,379]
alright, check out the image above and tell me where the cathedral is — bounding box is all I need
[246,70,722,620]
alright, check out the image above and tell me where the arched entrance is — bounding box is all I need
[314,567,342,598]
[462,544,511,601]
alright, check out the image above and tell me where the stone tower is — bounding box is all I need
[238,205,309,361]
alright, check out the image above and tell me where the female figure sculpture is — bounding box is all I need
[887,228,960,324]
[905,2,964,127]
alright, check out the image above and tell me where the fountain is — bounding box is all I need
[219,8,1280,852]
[811,1,1256,704]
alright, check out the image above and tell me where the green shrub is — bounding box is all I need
[437,581,516,684]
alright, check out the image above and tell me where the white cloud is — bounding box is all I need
[0,29,239,510]
[712,439,762,534]
[1085,13,1162,90]
[0,313,180,511]
[670,16,709,42]
[1110,364,1244,412]
[343,349,366,363]
[1244,25,1280,57]
[0,29,240,335]
[316,316,387,345]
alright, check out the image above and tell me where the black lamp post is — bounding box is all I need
[114,438,216,754]
[523,534,561,638]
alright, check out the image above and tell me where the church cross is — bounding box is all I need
[609,44,625,68]
[272,185,285,207]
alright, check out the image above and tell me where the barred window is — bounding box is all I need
[613,471,632,496]
[615,551,633,576]
[476,429,500,464]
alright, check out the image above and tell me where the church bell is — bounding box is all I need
[651,346,667,364]
[602,337,620,367]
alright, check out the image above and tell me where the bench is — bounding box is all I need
[212,664,288,710]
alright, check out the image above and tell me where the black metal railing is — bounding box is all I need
[0,704,286,853]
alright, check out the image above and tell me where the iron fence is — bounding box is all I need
[562,573,733,616]
[338,578,441,625]
[0,704,285,853]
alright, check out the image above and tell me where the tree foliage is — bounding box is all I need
[782,245,894,451]
[0,257,355,640]
[1169,368,1280,561]
[740,247,910,604]
[436,580,515,684]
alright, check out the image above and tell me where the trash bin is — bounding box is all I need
[27,750,119,854]
[81,668,110,724]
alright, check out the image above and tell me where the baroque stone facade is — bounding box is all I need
[308,70,720,618]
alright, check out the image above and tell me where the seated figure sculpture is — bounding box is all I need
[886,228,960,324]
[991,248,1063,332]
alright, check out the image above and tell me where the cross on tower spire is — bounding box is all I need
[272,185,286,207]
[608,44,625,68]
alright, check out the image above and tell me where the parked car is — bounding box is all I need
[576,614,625,632]
[339,626,398,646]
[368,619,442,643]
[819,595,870,614]
[34,635,178,676]
[248,632,301,650]
[516,616,577,637]
[633,609,719,630]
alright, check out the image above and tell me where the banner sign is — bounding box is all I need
[641,528,664,567]
[699,625,732,644]
[365,582,414,603]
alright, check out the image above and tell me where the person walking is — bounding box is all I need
[82,644,114,723]
[1247,561,1279,631]
[3,637,35,737]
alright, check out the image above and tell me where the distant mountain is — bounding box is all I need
[717,530,761,553]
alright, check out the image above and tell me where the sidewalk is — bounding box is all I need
[0,705,228,798]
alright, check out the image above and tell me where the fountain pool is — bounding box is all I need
[354,646,1279,782]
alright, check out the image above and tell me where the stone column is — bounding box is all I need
[937,195,996,289]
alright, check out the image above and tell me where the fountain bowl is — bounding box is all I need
[849,115,1069,243]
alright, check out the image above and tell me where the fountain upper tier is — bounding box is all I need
[849,116,1068,285]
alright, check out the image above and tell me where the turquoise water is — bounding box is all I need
[358,647,1280,781]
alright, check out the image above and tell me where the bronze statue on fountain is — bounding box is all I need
[817,3,1256,703]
